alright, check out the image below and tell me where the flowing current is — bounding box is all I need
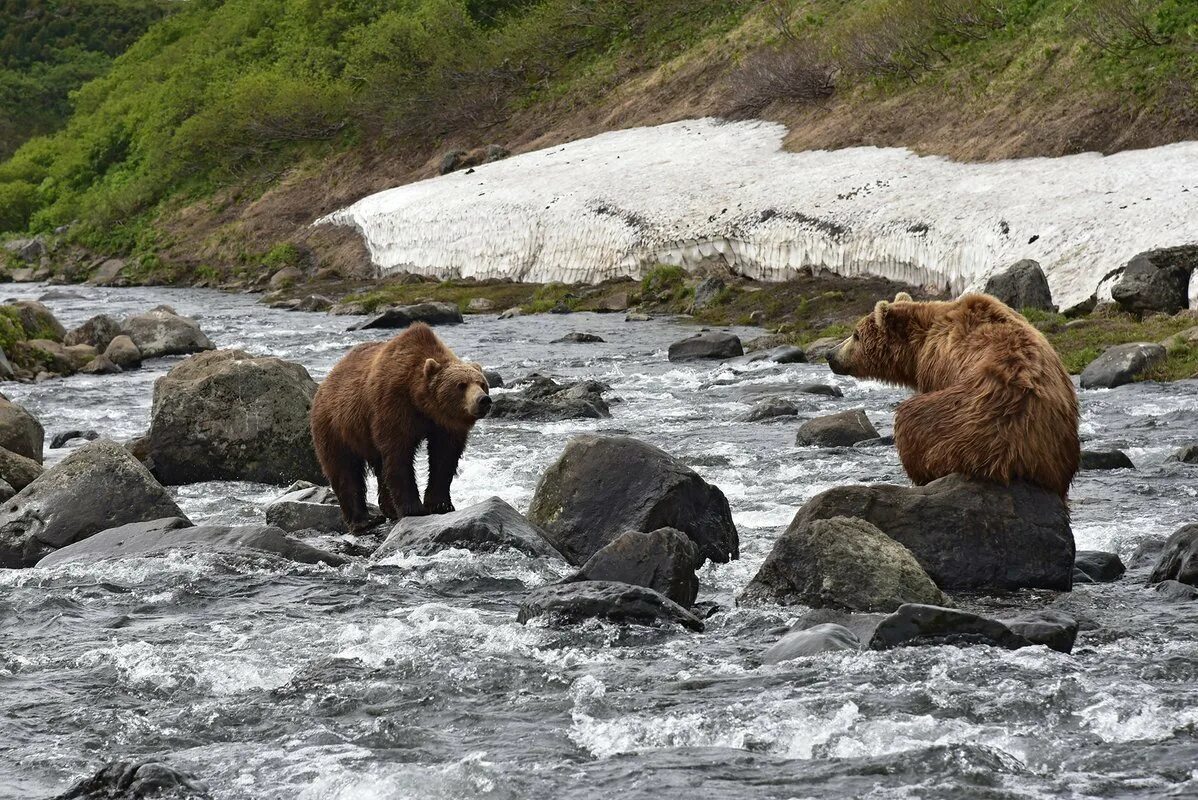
[2,285,1197,799]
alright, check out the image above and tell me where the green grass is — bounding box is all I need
[1035,311,1198,380]
[343,278,538,314]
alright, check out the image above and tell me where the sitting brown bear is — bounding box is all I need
[827,291,1079,498]
[310,323,491,530]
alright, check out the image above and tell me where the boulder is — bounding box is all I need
[349,302,464,330]
[38,517,344,568]
[3,237,46,263]
[528,435,738,566]
[264,484,369,533]
[741,516,949,611]
[0,446,42,492]
[1153,580,1198,602]
[516,581,704,632]
[781,474,1074,591]
[0,439,187,568]
[1080,449,1134,470]
[1074,550,1126,583]
[52,759,211,800]
[797,382,842,397]
[467,297,495,312]
[984,259,1055,311]
[552,332,605,344]
[64,314,123,350]
[498,307,524,320]
[488,375,610,421]
[0,397,43,462]
[569,527,700,607]
[0,347,11,380]
[795,409,878,447]
[269,266,304,289]
[762,623,862,664]
[143,349,323,485]
[667,332,743,362]
[0,479,12,502]
[741,397,798,422]
[1148,523,1198,587]
[853,435,895,448]
[372,496,561,559]
[11,338,77,375]
[50,429,100,449]
[104,335,142,369]
[7,299,66,341]
[1160,325,1198,354]
[121,308,214,359]
[869,604,1034,651]
[482,369,504,388]
[765,345,806,364]
[691,276,725,310]
[295,294,333,312]
[1111,246,1198,315]
[803,336,842,362]
[80,354,122,375]
[1003,610,1079,654]
[85,258,128,287]
[1079,343,1166,389]
[329,301,368,316]
[1167,444,1198,464]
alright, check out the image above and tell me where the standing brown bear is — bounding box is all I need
[311,323,491,530]
[827,292,1079,498]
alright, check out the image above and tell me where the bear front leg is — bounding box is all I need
[424,428,468,515]
[381,443,426,518]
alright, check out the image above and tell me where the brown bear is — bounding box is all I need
[310,323,491,530]
[826,291,1079,498]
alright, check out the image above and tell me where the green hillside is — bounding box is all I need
[0,0,1195,279]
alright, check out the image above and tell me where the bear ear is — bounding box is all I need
[423,358,441,380]
[873,300,890,327]
[894,292,913,303]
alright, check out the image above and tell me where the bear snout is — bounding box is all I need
[826,340,852,375]
[475,394,493,418]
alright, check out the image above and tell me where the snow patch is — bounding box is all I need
[318,119,1198,310]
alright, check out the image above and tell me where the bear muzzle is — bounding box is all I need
[826,338,853,375]
[474,393,493,418]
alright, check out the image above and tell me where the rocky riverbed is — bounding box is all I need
[2,284,1197,799]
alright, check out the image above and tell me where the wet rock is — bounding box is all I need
[552,332,605,343]
[482,368,504,388]
[104,335,142,369]
[1080,449,1134,470]
[373,496,561,559]
[569,527,700,607]
[39,289,83,301]
[667,332,743,361]
[1003,610,1078,654]
[1166,444,1198,464]
[984,259,1055,311]
[0,439,188,568]
[869,604,1034,651]
[741,397,798,422]
[38,517,344,568]
[81,354,122,375]
[795,409,878,447]
[488,375,610,421]
[1111,246,1198,315]
[741,516,948,611]
[1148,523,1198,586]
[852,435,895,448]
[783,474,1074,591]
[329,301,368,315]
[498,307,524,319]
[10,338,77,375]
[86,258,129,287]
[766,345,806,364]
[1079,342,1166,389]
[349,302,463,330]
[517,580,704,632]
[142,349,323,485]
[803,336,842,362]
[528,434,738,566]
[269,266,304,290]
[789,608,886,643]
[264,484,376,533]
[64,314,123,350]
[3,237,47,263]
[1153,579,1198,602]
[797,382,842,397]
[0,347,11,380]
[121,307,215,359]
[595,291,630,312]
[295,294,333,312]
[624,311,650,322]
[6,299,66,341]
[0,479,12,502]
[762,623,862,664]
[0,396,43,462]
[50,429,100,449]
[1074,550,1126,583]
[0,446,42,492]
[52,758,211,800]
[691,276,725,310]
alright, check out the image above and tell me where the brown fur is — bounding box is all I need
[310,323,491,529]
[827,292,1079,498]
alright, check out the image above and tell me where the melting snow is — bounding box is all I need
[318,118,1198,310]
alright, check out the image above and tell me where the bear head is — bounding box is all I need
[423,358,492,422]
[826,291,922,387]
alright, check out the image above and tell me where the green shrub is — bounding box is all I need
[263,242,302,270]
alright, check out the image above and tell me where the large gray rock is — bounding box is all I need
[64,314,123,350]
[0,446,42,492]
[0,439,187,568]
[104,334,143,369]
[349,302,464,330]
[570,527,700,607]
[517,580,704,632]
[762,623,862,664]
[984,259,1055,311]
[3,237,47,263]
[1148,523,1198,587]
[1111,246,1198,315]
[264,484,376,533]
[741,516,948,611]
[795,409,878,447]
[38,517,344,568]
[528,435,738,566]
[1074,550,1126,583]
[489,376,610,421]
[86,258,129,287]
[667,332,743,362]
[1079,343,1166,389]
[780,474,1074,591]
[52,758,210,800]
[6,299,66,341]
[1002,610,1078,654]
[803,337,842,362]
[869,604,1034,651]
[121,307,215,359]
[1167,444,1198,464]
[143,349,323,485]
[0,396,44,462]
[741,397,798,422]
[372,496,561,559]
[691,276,726,310]
[1080,449,1134,470]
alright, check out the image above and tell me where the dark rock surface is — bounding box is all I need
[1079,343,1166,389]
[0,396,44,463]
[1111,246,1198,315]
[489,375,611,421]
[983,259,1055,311]
[1002,610,1079,654]
[53,759,211,800]
[741,397,798,422]
[570,527,700,607]
[1074,550,1126,583]
[762,623,862,664]
[667,332,743,362]
[348,302,464,330]
[372,496,562,559]
[1080,449,1134,470]
[51,429,100,449]
[1148,523,1198,587]
[551,332,605,343]
[795,409,878,447]
[869,604,1034,651]
[796,382,843,397]
[516,580,704,632]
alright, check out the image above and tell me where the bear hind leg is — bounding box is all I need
[322,450,377,531]
[894,388,1015,488]
[370,458,399,520]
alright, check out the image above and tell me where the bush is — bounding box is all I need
[727,39,836,115]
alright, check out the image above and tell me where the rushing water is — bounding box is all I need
[1,285,1196,799]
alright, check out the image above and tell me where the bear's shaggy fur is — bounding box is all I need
[827,292,1079,498]
[310,323,491,529]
